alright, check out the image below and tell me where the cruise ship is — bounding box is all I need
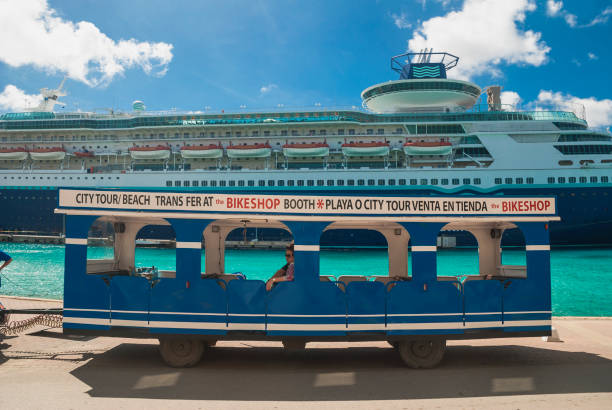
[1,51,611,246]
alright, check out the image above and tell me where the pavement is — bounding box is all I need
[1,295,611,409]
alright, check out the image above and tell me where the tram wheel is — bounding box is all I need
[282,339,306,350]
[158,337,205,368]
[397,339,446,369]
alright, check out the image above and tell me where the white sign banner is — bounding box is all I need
[58,190,556,216]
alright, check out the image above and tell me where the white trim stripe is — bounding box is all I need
[176,241,202,249]
[505,311,552,314]
[388,313,462,317]
[65,238,87,245]
[526,245,550,251]
[268,314,346,318]
[149,321,227,330]
[64,317,110,325]
[267,324,346,331]
[294,245,320,252]
[55,209,561,223]
[503,320,551,327]
[227,323,266,330]
[411,246,437,252]
[388,322,462,330]
[347,324,386,330]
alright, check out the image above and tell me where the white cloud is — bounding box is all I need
[564,13,577,27]
[260,84,278,94]
[407,0,550,80]
[0,0,173,87]
[588,52,598,60]
[500,90,521,108]
[391,13,412,29]
[584,6,612,27]
[536,90,612,128]
[546,1,563,17]
[0,84,43,111]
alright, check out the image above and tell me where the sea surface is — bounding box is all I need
[0,243,610,316]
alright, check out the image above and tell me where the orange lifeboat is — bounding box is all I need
[0,147,28,160]
[341,141,390,156]
[129,145,171,160]
[282,142,329,157]
[226,143,272,158]
[73,150,95,158]
[30,147,66,161]
[180,144,223,159]
[403,141,452,156]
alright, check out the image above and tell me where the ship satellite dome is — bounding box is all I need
[132,100,146,112]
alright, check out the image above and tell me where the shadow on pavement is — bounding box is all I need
[70,343,612,400]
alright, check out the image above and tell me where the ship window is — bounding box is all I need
[410,179,417,185]
[320,130,327,136]
[184,181,190,187]
[378,179,385,186]
[348,129,355,135]
[238,180,244,187]
[193,181,199,187]
[277,180,285,187]
[268,180,275,186]
[291,130,298,136]
[431,179,438,185]
[281,130,288,136]
[367,129,373,135]
[317,180,324,186]
[337,180,344,186]
[264,131,270,137]
[558,177,566,183]
[366,179,374,186]
[258,180,265,187]
[338,129,344,135]
[202,181,208,187]
[235,132,241,137]
[210,181,217,187]
[441,178,449,185]
[287,180,294,186]
[347,179,355,186]
[226,132,231,137]
[579,177,587,183]
[419,179,426,185]
[601,176,608,183]
[494,178,501,184]
[558,160,573,166]
[504,178,512,184]
[307,180,314,186]
[526,177,534,184]
[248,180,255,187]
[547,177,555,184]
[298,180,305,186]
[515,178,523,184]
[229,181,236,187]
[569,177,576,183]
[473,178,481,185]
[399,178,406,185]
[309,130,315,136]
[377,129,384,135]
[590,176,598,183]
[219,181,227,187]
[210,132,215,137]
[463,178,470,185]
[174,181,181,187]
[327,179,334,186]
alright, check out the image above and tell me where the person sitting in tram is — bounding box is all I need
[266,244,294,291]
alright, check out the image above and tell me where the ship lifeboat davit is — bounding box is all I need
[0,147,28,160]
[226,143,271,158]
[30,147,66,161]
[129,145,171,160]
[403,141,452,156]
[180,144,223,159]
[282,142,329,157]
[341,141,390,157]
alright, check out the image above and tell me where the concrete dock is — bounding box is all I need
[1,296,611,409]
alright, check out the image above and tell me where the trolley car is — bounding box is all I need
[56,189,557,368]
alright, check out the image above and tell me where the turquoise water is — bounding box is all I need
[0,243,610,316]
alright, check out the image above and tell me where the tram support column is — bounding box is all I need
[380,228,410,277]
[167,219,212,281]
[515,222,552,306]
[399,222,446,283]
[282,221,330,283]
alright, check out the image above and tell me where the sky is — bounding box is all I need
[0,0,611,129]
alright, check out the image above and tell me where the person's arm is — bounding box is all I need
[0,258,12,271]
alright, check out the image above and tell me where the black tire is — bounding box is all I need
[158,337,205,368]
[282,339,306,350]
[397,339,446,369]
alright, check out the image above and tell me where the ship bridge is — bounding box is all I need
[361,51,481,114]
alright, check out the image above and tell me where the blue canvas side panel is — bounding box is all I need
[110,276,151,329]
[266,281,346,336]
[149,278,227,335]
[387,281,463,335]
[346,281,386,332]
[227,280,266,331]
[464,280,503,329]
